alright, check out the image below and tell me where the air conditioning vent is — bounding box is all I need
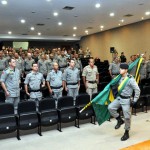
[63,6,74,10]
[124,14,133,17]
[36,23,45,26]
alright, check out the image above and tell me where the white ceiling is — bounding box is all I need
[0,0,150,41]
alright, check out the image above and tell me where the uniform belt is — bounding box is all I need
[119,95,131,99]
[30,89,41,92]
[51,85,62,89]
[25,68,32,71]
[67,82,78,85]
[88,81,97,84]
[59,66,67,68]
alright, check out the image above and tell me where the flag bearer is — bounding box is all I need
[108,63,140,141]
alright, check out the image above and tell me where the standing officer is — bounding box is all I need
[74,53,83,73]
[24,63,45,110]
[108,63,140,141]
[0,51,7,76]
[14,52,24,75]
[82,58,99,99]
[120,52,127,63]
[24,53,35,75]
[147,59,150,78]
[46,54,57,73]
[128,55,136,77]
[63,59,80,105]
[58,50,68,72]
[109,57,120,78]
[38,54,47,79]
[0,58,20,113]
[140,56,147,80]
[46,62,64,108]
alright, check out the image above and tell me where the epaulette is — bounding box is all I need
[127,74,132,78]
[4,67,9,71]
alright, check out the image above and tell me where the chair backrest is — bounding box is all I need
[39,99,56,111]
[0,103,14,116]
[92,92,99,100]
[57,96,73,108]
[0,91,6,103]
[76,94,90,106]
[143,86,150,95]
[18,101,36,114]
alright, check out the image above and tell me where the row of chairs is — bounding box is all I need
[132,86,150,115]
[0,94,96,140]
[0,85,149,140]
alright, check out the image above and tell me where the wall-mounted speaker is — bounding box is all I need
[110,47,115,53]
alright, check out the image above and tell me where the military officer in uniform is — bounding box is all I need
[0,58,20,113]
[108,63,140,141]
[14,52,24,75]
[0,51,7,76]
[46,62,64,108]
[38,54,47,79]
[109,57,120,78]
[24,53,35,75]
[46,54,57,73]
[58,50,68,72]
[24,62,45,110]
[147,59,150,78]
[63,59,80,105]
[74,53,83,73]
[140,56,147,80]
[128,55,136,77]
[82,58,99,99]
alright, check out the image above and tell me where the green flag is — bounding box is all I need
[91,57,143,125]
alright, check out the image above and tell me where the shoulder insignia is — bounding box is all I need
[127,74,132,78]
[4,68,8,71]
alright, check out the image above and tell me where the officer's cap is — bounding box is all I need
[120,63,129,69]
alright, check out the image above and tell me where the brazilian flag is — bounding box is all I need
[91,56,143,125]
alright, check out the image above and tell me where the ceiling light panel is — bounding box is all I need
[20,19,26,23]
[1,0,7,5]
[95,3,100,8]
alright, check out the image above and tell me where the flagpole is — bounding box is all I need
[79,101,92,113]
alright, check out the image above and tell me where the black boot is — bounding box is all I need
[121,130,129,141]
[115,116,124,129]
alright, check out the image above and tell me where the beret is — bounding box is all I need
[120,63,129,69]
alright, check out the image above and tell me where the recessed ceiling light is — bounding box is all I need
[1,0,7,5]
[20,19,26,23]
[46,0,51,1]
[100,25,104,29]
[30,27,35,30]
[95,3,101,8]
[53,12,58,16]
[8,31,12,34]
[145,11,150,15]
[73,26,77,30]
[38,32,41,35]
[58,22,62,26]
[141,17,144,20]
[120,19,124,22]
[110,13,115,17]
[118,24,121,26]
[73,34,76,37]
[85,30,89,34]
[100,29,103,31]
